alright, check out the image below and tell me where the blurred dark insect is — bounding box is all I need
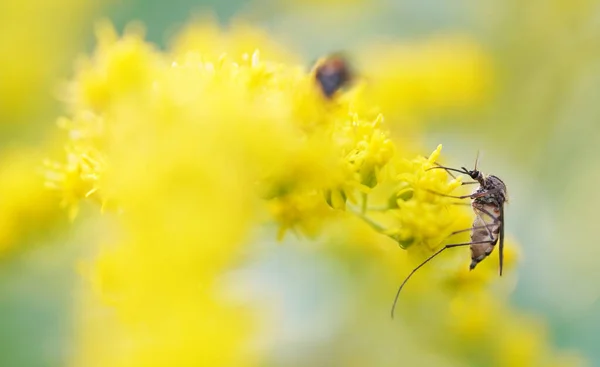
[312,53,353,98]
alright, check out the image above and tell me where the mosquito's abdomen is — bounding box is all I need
[469,203,501,270]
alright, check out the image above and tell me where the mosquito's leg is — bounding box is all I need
[434,162,457,179]
[391,238,497,319]
[424,188,472,200]
[425,187,502,200]
[448,201,501,227]
[448,225,493,237]
[441,204,499,241]
[473,205,501,226]
[461,182,479,185]
[474,210,495,240]
[426,165,467,176]
[445,200,501,241]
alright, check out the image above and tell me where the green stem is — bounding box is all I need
[347,205,398,243]
[361,192,368,214]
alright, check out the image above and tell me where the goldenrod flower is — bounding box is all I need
[44,144,105,220]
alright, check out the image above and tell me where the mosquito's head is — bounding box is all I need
[462,167,483,182]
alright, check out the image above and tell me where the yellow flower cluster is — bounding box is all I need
[45,20,586,367]
[48,21,452,242]
[0,0,103,258]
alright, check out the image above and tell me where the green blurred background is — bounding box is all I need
[2,0,600,366]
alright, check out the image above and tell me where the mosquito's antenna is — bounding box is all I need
[426,166,469,176]
[474,150,480,171]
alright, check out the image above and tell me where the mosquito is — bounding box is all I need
[390,153,508,319]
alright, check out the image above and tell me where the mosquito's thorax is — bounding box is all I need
[474,174,507,206]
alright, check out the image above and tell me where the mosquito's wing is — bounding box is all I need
[499,204,505,276]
